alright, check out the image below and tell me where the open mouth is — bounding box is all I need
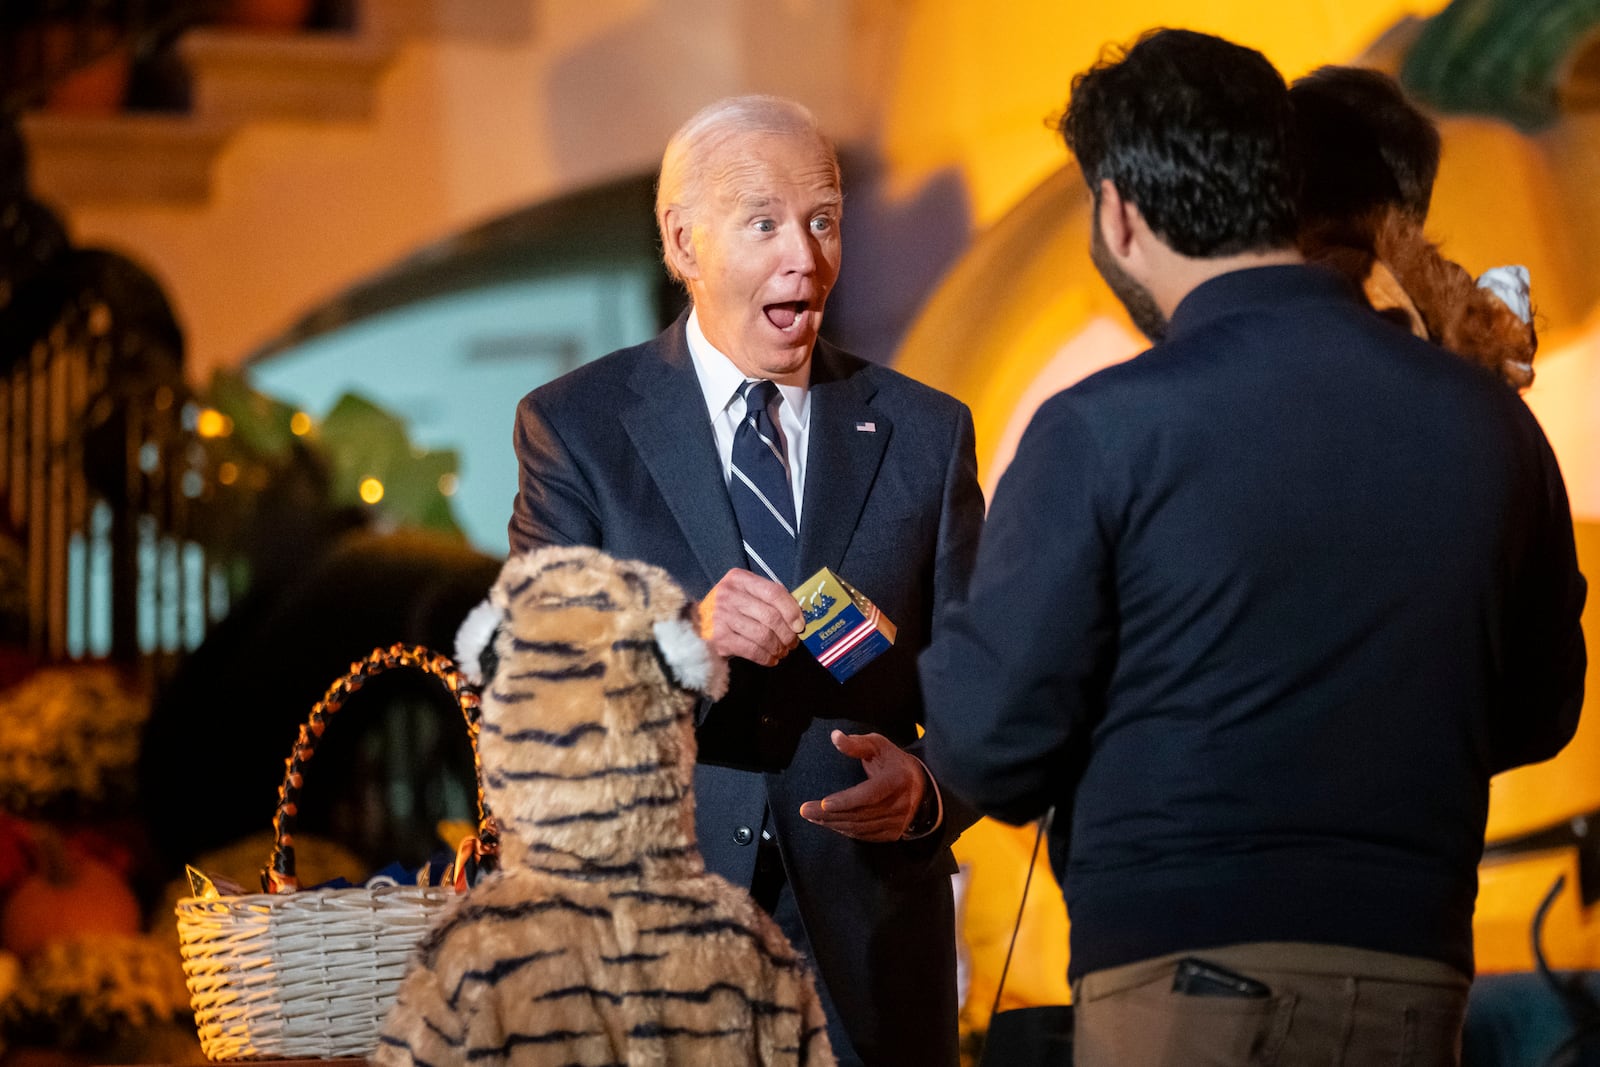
[763,301,810,331]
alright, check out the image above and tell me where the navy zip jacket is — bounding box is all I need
[921,264,1587,981]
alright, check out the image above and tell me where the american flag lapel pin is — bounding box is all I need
[855,421,876,433]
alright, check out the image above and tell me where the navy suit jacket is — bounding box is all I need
[922,265,1587,981]
[509,315,985,1064]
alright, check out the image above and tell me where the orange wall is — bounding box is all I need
[868,0,1449,229]
[44,0,1447,384]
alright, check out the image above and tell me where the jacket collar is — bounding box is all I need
[1166,263,1359,342]
[622,314,890,589]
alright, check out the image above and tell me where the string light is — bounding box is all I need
[196,409,232,438]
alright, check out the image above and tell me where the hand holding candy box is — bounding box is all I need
[791,568,897,682]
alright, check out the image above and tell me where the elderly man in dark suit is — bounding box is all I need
[509,95,984,1067]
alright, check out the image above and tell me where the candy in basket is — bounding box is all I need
[173,643,497,1061]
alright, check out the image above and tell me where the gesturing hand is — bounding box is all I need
[799,730,927,842]
[697,568,805,667]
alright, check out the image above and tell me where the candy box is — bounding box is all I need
[792,567,896,682]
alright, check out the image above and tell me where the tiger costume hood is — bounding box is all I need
[376,545,834,1067]
[461,544,727,874]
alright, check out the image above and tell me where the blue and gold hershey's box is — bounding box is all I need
[792,567,897,682]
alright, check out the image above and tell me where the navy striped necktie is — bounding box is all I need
[730,379,797,585]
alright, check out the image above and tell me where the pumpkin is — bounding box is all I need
[0,831,140,958]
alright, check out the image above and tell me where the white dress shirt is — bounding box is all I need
[682,311,943,840]
[685,310,811,525]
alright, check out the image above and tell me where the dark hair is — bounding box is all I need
[1290,65,1440,224]
[1059,28,1299,258]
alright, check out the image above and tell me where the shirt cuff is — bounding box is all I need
[900,755,944,841]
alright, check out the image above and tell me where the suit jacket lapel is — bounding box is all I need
[798,340,890,579]
[623,320,746,589]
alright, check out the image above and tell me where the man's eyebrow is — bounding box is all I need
[725,187,841,211]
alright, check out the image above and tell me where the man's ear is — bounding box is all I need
[1097,179,1137,258]
[661,206,700,281]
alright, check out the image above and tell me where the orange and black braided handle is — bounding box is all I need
[261,643,499,893]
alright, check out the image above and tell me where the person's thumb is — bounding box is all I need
[830,729,881,760]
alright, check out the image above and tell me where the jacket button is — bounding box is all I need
[759,714,777,730]
[733,826,754,846]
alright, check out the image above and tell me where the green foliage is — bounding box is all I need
[187,372,465,601]
[1403,0,1600,130]
[203,368,300,461]
[318,392,463,536]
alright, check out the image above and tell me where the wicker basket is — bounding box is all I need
[175,643,498,1060]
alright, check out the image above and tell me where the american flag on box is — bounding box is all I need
[792,567,897,682]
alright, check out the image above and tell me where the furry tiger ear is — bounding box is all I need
[455,598,503,688]
[652,616,728,700]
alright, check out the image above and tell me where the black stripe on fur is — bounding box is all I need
[629,1021,745,1039]
[487,760,666,784]
[531,791,680,827]
[637,919,803,967]
[375,1035,448,1067]
[607,889,713,910]
[505,661,606,681]
[447,947,568,1009]
[479,720,607,745]
[532,592,617,612]
[466,1030,605,1059]
[533,982,804,1017]
[420,899,613,965]
[508,637,588,657]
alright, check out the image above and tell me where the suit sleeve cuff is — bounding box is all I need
[900,755,944,841]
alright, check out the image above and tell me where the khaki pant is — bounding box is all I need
[1072,942,1470,1067]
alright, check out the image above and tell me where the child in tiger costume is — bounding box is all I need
[375,545,834,1067]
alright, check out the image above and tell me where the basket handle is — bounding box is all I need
[261,643,500,893]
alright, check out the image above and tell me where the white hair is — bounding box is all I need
[655,95,840,283]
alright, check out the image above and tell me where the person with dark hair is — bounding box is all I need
[1292,65,1537,388]
[921,27,1586,1067]
[1293,64,1441,222]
